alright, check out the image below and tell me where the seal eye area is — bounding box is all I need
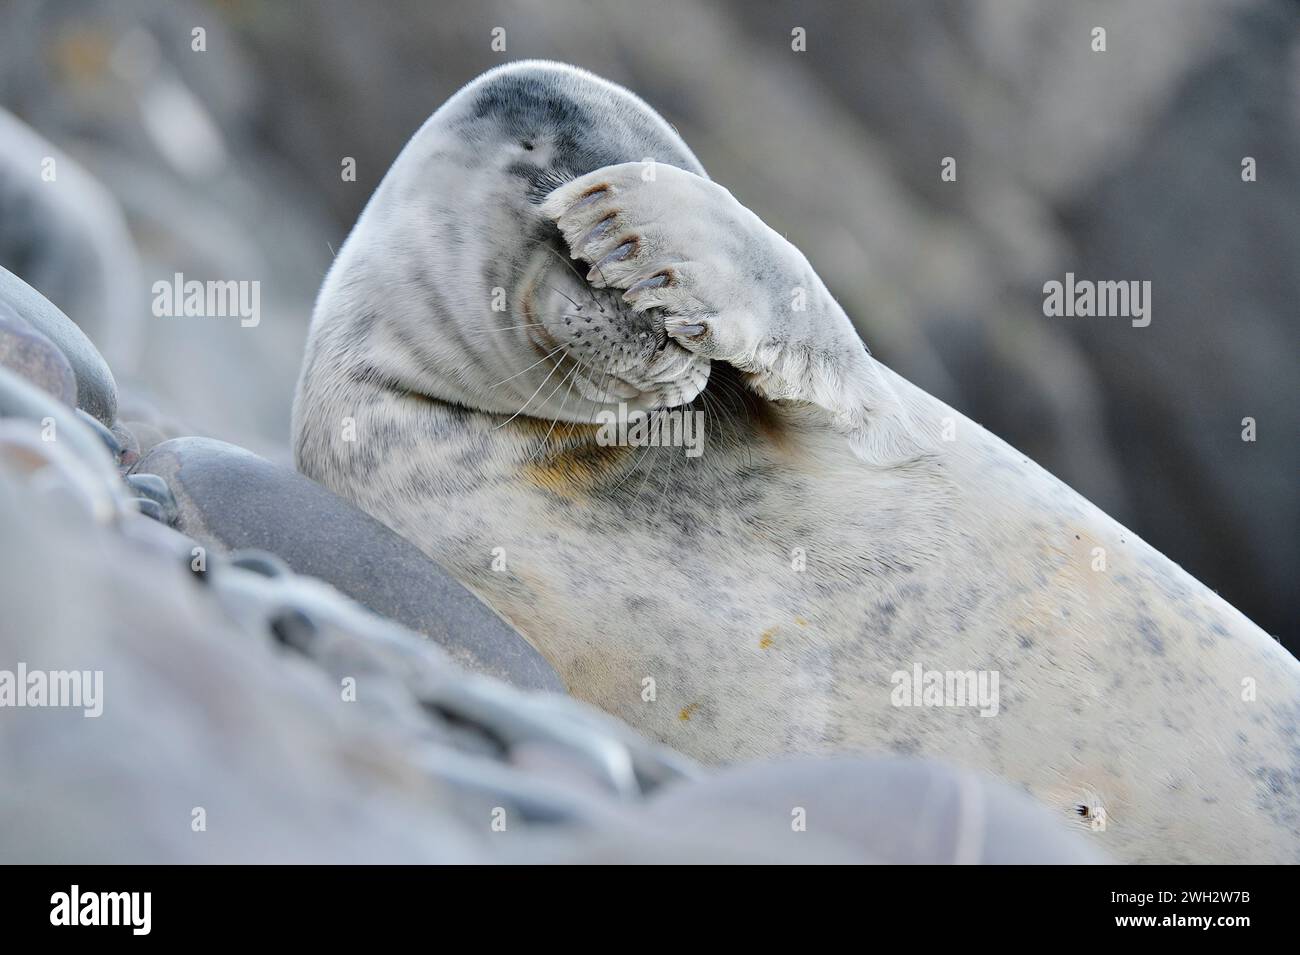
[521,140,535,151]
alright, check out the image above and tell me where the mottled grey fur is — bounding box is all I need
[294,61,1300,863]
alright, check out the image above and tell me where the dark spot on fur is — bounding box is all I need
[1137,615,1165,655]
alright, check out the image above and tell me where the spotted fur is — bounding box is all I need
[294,61,1300,863]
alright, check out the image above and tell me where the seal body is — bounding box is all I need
[294,61,1300,863]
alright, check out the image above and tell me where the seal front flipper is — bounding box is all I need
[541,162,926,466]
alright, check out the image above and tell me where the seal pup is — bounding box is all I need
[294,61,1300,863]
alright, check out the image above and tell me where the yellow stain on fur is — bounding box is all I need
[759,627,777,649]
[679,703,698,721]
[518,422,632,497]
[794,617,808,627]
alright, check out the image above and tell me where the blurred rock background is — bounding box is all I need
[1,0,1295,650]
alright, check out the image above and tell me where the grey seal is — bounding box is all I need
[293,61,1300,863]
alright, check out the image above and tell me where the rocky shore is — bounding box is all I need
[0,263,1102,863]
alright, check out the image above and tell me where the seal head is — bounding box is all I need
[298,61,712,439]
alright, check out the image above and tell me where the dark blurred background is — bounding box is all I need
[1,0,1296,650]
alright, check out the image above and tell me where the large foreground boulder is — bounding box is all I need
[134,436,564,692]
[0,425,1104,863]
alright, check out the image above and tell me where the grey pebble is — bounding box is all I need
[0,364,120,485]
[0,265,117,426]
[133,436,565,693]
[0,301,77,406]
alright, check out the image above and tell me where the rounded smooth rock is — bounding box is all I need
[133,437,564,693]
[0,265,117,426]
[117,419,167,460]
[131,497,166,523]
[228,548,291,579]
[0,364,121,487]
[125,471,177,523]
[647,756,1109,864]
[75,408,122,460]
[0,302,77,406]
[112,421,141,469]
